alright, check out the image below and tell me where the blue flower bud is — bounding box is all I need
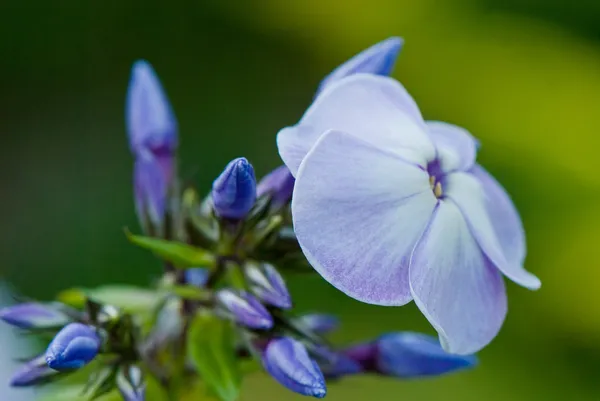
[0,303,70,329]
[10,355,59,387]
[45,323,101,371]
[216,289,273,330]
[343,332,477,378]
[126,60,178,155]
[316,37,403,95]
[295,314,339,335]
[211,158,257,220]
[133,150,173,229]
[256,165,295,208]
[117,364,145,401]
[185,267,210,288]
[245,262,291,309]
[262,337,327,398]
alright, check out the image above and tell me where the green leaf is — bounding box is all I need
[163,284,211,301]
[57,285,162,313]
[188,312,241,401]
[125,230,216,269]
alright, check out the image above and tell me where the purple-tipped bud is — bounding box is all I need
[212,158,257,220]
[185,267,210,288]
[126,60,178,154]
[256,165,295,208]
[262,337,327,398]
[343,332,477,378]
[10,355,59,387]
[133,150,173,229]
[117,365,146,401]
[45,323,101,371]
[317,37,403,95]
[216,289,273,330]
[296,314,339,335]
[245,262,291,309]
[0,303,70,329]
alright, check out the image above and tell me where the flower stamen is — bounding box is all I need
[434,182,443,198]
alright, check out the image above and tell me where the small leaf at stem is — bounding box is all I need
[125,229,216,269]
[188,312,241,401]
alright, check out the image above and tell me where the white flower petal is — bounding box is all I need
[293,130,437,305]
[409,201,508,355]
[444,172,541,290]
[277,74,435,176]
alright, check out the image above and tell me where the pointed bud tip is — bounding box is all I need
[45,323,101,371]
[317,36,404,94]
[263,337,327,398]
[212,157,257,219]
[246,263,292,310]
[216,289,273,330]
[376,332,478,378]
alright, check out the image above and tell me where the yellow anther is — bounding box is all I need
[434,182,443,198]
[429,176,435,189]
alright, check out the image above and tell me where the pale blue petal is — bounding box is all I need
[444,172,541,290]
[426,121,478,173]
[469,164,526,267]
[277,74,434,176]
[409,201,507,355]
[317,37,403,94]
[293,130,437,305]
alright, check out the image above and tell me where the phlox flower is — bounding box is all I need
[277,74,541,354]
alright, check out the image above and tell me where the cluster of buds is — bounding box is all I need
[1,300,144,400]
[1,37,479,401]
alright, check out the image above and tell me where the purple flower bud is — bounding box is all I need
[185,267,210,288]
[343,332,477,378]
[321,352,363,379]
[211,158,257,220]
[126,60,178,154]
[262,337,326,398]
[316,37,403,95]
[256,165,295,208]
[216,289,273,330]
[46,323,101,371]
[245,262,291,309]
[0,303,70,329]
[295,314,339,335]
[117,364,145,401]
[133,145,174,230]
[10,355,59,387]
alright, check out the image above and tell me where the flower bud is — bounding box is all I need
[256,165,295,208]
[126,60,178,154]
[343,332,477,378]
[45,323,101,371]
[0,303,70,329]
[211,158,257,220]
[133,150,172,229]
[295,314,338,335]
[245,262,291,309]
[10,355,59,387]
[262,337,326,398]
[185,267,210,288]
[216,289,272,330]
[117,364,145,401]
[316,37,403,95]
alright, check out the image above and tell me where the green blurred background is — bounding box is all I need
[2,0,600,400]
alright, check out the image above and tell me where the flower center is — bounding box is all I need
[427,160,444,199]
[429,176,443,198]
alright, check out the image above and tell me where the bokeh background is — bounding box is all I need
[1,0,600,400]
